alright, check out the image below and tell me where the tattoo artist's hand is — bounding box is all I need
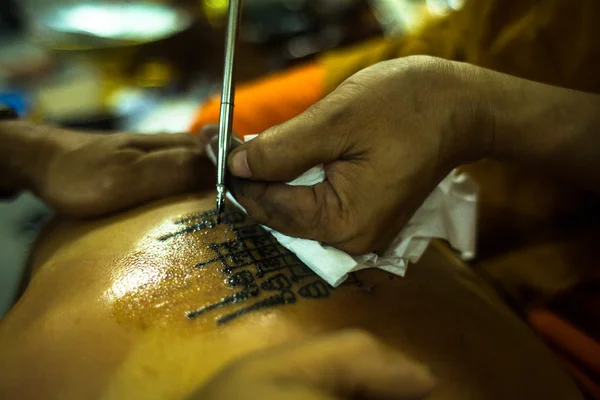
[190,330,436,400]
[227,56,495,254]
[36,126,214,217]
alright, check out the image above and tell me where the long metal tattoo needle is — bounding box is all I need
[216,0,243,219]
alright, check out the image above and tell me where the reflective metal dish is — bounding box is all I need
[37,2,192,49]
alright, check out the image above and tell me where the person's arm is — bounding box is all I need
[0,121,213,217]
[192,330,435,400]
[489,76,600,192]
[0,121,57,198]
[223,56,600,254]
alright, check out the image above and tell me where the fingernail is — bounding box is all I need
[230,150,252,178]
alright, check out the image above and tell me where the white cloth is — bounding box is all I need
[207,137,478,287]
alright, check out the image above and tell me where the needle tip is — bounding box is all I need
[216,184,226,223]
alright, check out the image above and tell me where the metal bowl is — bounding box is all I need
[36,2,192,50]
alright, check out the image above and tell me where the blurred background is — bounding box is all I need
[0,0,462,132]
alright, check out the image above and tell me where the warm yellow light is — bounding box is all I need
[203,0,229,22]
[426,0,465,16]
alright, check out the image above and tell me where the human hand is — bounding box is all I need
[190,330,436,400]
[35,125,214,217]
[227,56,495,254]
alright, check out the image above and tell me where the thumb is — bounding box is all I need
[227,102,348,182]
[250,330,436,399]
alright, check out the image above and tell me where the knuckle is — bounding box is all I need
[116,151,143,168]
[314,92,355,126]
[247,134,273,177]
[402,56,452,87]
[98,172,118,192]
[245,206,269,226]
[304,187,329,238]
[303,101,357,157]
[174,132,199,146]
[296,184,334,241]
[112,133,133,147]
[337,78,370,98]
[392,55,444,74]
[242,185,273,225]
[303,101,332,123]
[403,54,442,67]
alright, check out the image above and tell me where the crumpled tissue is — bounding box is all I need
[206,136,478,287]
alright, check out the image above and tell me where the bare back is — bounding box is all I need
[0,191,581,399]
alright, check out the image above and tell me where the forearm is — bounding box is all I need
[0,121,58,195]
[485,72,600,191]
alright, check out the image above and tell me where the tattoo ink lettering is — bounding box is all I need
[227,270,255,287]
[298,281,330,299]
[260,274,291,291]
[216,290,296,325]
[158,207,363,326]
[187,284,260,319]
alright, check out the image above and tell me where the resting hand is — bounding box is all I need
[34,125,213,217]
[191,330,436,400]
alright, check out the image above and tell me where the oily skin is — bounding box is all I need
[0,192,582,400]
